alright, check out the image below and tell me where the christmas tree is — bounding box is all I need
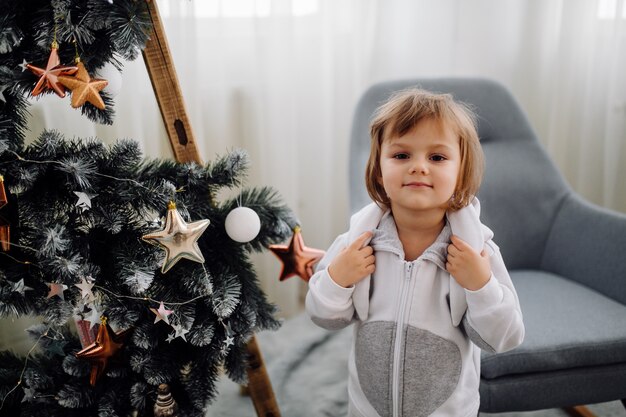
[0,1,296,416]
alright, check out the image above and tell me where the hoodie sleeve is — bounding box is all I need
[305,233,358,330]
[462,240,525,353]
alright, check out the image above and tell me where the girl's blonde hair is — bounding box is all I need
[365,88,484,211]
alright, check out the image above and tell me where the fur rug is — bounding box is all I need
[208,313,351,416]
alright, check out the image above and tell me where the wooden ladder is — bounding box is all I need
[141,1,280,416]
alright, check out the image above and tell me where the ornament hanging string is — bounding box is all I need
[72,37,80,63]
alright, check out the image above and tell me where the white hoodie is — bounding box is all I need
[306,198,524,417]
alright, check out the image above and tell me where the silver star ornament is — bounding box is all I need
[75,276,95,301]
[74,191,96,212]
[172,323,190,341]
[86,304,103,329]
[150,301,173,325]
[11,279,33,295]
[142,202,210,273]
[19,59,29,72]
[21,387,35,403]
[46,283,68,300]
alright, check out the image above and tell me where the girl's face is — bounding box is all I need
[379,118,461,216]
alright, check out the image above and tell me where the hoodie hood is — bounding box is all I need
[371,210,451,271]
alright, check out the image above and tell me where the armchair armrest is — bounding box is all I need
[541,193,626,305]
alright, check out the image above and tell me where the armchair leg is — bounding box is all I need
[563,406,597,417]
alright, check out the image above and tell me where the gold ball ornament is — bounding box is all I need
[142,202,211,273]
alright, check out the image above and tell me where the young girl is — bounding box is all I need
[306,88,524,417]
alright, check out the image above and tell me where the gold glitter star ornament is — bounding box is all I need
[142,201,210,273]
[57,60,108,110]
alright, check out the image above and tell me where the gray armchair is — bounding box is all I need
[348,78,626,412]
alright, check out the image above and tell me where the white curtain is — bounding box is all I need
[23,0,626,320]
[370,0,626,210]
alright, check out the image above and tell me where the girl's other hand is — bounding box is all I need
[446,235,491,291]
[328,232,375,288]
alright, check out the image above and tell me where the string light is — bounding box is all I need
[0,242,40,253]
[0,251,31,265]
[0,242,213,311]
[4,150,165,194]
[0,327,50,411]
[95,284,210,307]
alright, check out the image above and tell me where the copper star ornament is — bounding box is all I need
[142,201,210,273]
[26,43,78,98]
[0,175,7,209]
[0,175,9,252]
[0,215,9,252]
[58,60,108,110]
[75,317,131,386]
[269,226,325,282]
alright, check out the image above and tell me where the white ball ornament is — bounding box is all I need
[96,62,123,97]
[225,207,261,243]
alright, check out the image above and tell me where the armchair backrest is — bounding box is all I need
[349,78,572,270]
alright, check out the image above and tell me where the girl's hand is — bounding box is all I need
[446,235,491,291]
[328,232,375,288]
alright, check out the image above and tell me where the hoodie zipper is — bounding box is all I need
[392,261,414,417]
